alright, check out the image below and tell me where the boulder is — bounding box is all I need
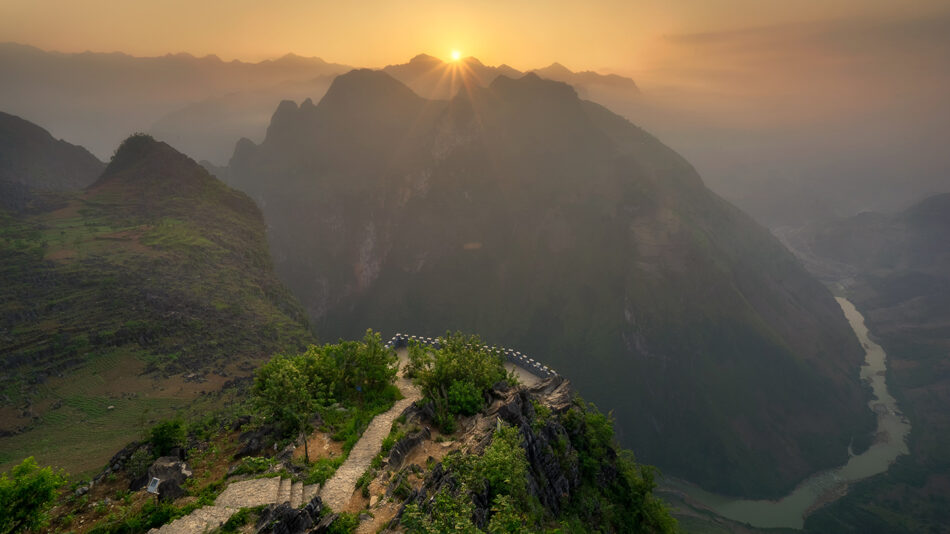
[386,426,431,469]
[147,456,192,502]
[236,424,281,459]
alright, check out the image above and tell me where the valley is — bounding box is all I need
[667,297,910,529]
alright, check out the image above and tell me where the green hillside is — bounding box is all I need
[0,134,314,475]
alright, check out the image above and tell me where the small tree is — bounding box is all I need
[0,457,66,534]
[253,355,319,462]
[149,420,186,456]
[409,332,514,431]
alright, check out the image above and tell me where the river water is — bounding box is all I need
[668,297,911,529]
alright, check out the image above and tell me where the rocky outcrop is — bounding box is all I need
[255,495,324,534]
[236,424,283,458]
[387,426,431,470]
[395,377,583,525]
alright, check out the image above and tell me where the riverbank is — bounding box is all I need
[664,297,911,529]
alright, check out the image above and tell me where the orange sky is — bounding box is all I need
[2,0,947,71]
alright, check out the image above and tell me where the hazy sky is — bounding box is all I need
[2,0,948,70]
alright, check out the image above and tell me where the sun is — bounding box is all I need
[451,50,461,61]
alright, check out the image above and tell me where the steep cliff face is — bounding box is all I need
[228,70,873,497]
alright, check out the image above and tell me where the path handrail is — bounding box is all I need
[384,333,558,379]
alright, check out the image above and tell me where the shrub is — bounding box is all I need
[87,500,182,534]
[0,457,67,534]
[253,329,400,462]
[218,506,266,533]
[230,456,273,476]
[126,448,154,481]
[408,332,514,431]
[305,457,343,485]
[447,380,483,416]
[149,420,185,456]
[326,512,359,534]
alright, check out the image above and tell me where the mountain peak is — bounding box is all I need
[408,53,442,64]
[320,69,422,109]
[93,134,216,198]
[100,134,184,177]
[461,56,485,67]
[543,62,573,76]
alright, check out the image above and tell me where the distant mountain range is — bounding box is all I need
[0,43,640,165]
[227,69,873,498]
[0,42,351,160]
[381,53,638,100]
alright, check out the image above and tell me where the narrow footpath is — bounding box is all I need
[319,358,421,511]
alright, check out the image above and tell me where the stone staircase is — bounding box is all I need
[148,477,320,533]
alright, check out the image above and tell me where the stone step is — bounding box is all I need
[216,477,281,509]
[148,505,236,534]
[276,477,291,504]
[290,480,304,508]
[303,483,320,504]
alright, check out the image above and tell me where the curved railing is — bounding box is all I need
[384,333,558,379]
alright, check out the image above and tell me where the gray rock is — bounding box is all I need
[387,426,430,469]
[147,456,193,502]
[255,495,324,534]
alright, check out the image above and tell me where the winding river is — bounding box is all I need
[668,297,911,529]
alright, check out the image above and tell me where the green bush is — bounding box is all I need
[0,457,67,534]
[230,456,274,476]
[149,420,185,456]
[326,511,359,534]
[86,500,182,534]
[218,506,266,533]
[446,425,530,505]
[408,332,514,431]
[305,457,344,485]
[253,330,400,462]
[447,380,483,416]
[126,448,155,481]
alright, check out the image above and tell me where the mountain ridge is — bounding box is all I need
[0,111,104,190]
[227,69,874,498]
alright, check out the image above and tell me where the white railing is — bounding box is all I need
[384,333,558,379]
